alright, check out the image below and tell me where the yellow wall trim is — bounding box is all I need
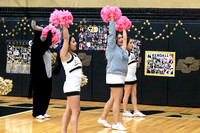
[0,0,200,9]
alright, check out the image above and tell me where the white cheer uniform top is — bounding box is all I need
[62,53,82,78]
[125,45,140,82]
[61,53,82,94]
[128,45,140,66]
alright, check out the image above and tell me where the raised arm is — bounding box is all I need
[60,26,70,62]
[107,16,116,50]
[122,29,127,51]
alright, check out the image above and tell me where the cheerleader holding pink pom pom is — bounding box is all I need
[50,9,81,133]
[98,6,132,131]
[60,25,82,133]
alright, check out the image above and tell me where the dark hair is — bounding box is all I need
[59,35,73,53]
[127,37,130,45]
[69,35,73,45]
[127,38,134,45]
[116,32,122,44]
[116,32,122,39]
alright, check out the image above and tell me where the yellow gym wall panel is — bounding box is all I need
[1,0,200,8]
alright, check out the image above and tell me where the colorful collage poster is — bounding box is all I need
[145,51,176,77]
[78,26,108,50]
[6,41,31,74]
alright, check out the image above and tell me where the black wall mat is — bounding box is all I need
[141,22,169,105]
[168,21,200,107]
[51,68,66,99]
[92,51,109,102]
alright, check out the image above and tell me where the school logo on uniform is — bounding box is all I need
[74,59,81,66]
[130,54,136,61]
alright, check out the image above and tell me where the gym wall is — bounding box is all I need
[0,6,199,107]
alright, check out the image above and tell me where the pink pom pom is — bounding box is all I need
[101,5,111,23]
[50,9,73,27]
[109,6,122,22]
[115,16,132,32]
[101,6,122,23]
[42,25,61,44]
[52,31,61,44]
[60,10,73,27]
[50,9,63,27]
[115,17,124,32]
[123,16,132,30]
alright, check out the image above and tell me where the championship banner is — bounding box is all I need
[145,51,176,77]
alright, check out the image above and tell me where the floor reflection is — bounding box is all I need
[5,118,32,133]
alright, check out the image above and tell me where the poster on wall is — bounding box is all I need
[6,40,31,74]
[78,25,108,50]
[145,51,176,77]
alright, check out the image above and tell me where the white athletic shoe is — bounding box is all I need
[97,118,111,128]
[133,111,146,117]
[122,111,134,117]
[112,122,126,131]
[35,115,45,119]
[43,114,50,118]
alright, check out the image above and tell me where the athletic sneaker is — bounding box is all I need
[112,122,126,131]
[43,114,50,118]
[35,115,45,119]
[122,111,134,117]
[133,110,146,117]
[97,118,111,128]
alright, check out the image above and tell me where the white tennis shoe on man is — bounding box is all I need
[43,114,50,118]
[35,115,45,119]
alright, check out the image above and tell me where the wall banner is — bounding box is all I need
[6,40,31,74]
[145,51,176,77]
[78,25,108,51]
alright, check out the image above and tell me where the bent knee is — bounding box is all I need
[72,109,80,116]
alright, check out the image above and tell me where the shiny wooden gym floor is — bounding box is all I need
[0,96,200,133]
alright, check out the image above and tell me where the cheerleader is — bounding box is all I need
[60,26,82,133]
[122,39,145,117]
[97,16,128,131]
